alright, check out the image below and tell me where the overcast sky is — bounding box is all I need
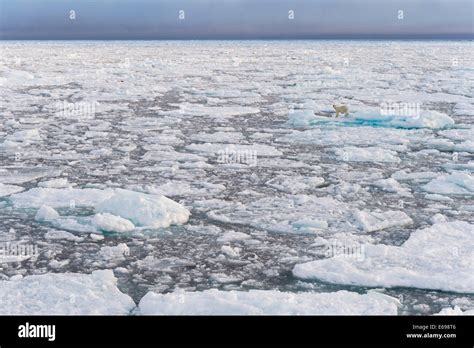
[0,0,472,39]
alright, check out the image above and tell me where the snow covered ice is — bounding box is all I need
[293,221,474,293]
[138,289,400,315]
[0,40,473,315]
[0,270,135,315]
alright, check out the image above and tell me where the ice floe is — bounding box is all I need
[453,102,474,117]
[0,270,135,315]
[163,102,259,119]
[34,205,60,221]
[422,172,474,196]
[265,174,325,194]
[10,187,114,209]
[0,167,60,184]
[10,187,190,230]
[0,183,24,197]
[287,109,455,130]
[44,230,84,242]
[439,128,474,142]
[38,178,71,188]
[190,131,244,143]
[0,66,35,86]
[391,170,439,182]
[95,189,190,228]
[436,306,474,315]
[293,221,474,293]
[354,210,413,233]
[217,231,251,243]
[372,178,412,197]
[138,289,399,315]
[143,180,225,197]
[426,139,474,153]
[92,213,135,233]
[220,245,241,258]
[4,128,41,144]
[335,146,400,163]
[197,195,352,235]
[287,109,318,127]
[186,143,282,157]
[99,243,130,260]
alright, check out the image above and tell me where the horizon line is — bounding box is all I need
[1,35,473,41]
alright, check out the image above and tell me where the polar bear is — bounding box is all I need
[333,104,349,118]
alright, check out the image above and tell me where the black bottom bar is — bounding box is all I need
[1,316,473,346]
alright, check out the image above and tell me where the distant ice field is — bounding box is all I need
[0,41,473,315]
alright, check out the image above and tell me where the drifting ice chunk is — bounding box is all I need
[96,189,190,228]
[453,102,474,116]
[425,139,474,153]
[0,67,34,86]
[0,270,135,315]
[186,224,222,235]
[138,289,399,315]
[210,273,242,284]
[133,256,195,273]
[190,131,244,143]
[34,205,60,221]
[287,109,454,130]
[186,143,282,157]
[5,129,41,144]
[164,103,259,118]
[217,231,251,243]
[142,150,206,163]
[92,213,135,233]
[221,245,241,258]
[49,217,98,233]
[431,213,448,224]
[391,170,439,182]
[9,187,115,209]
[45,230,83,242]
[287,109,317,126]
[440,128,474,142]
[0,183,24,197]
[351,111,454,129]
[90,148,112,157]
[443,162,474,173]
[422,172,474,196]
[266,175,325,194]
[0,167,60,184]
[0,66,35,86]
[278,126,412,149]
[201,195,351,235]
[454,140,474,153]
[354,210,413,232]
[426,138,455,151]
[335,146,400,163]
[373,178,411,197]
[38,178,70,188]
[291,219,328,233]
[145,180,225,197]
[99,243,130,260]
[435,306,474,315]
[293,221,474,293]
[387,111,454,129]
[425,193,453,202]
[10,187,190,229]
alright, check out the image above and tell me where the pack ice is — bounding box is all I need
[1,40,473,315]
